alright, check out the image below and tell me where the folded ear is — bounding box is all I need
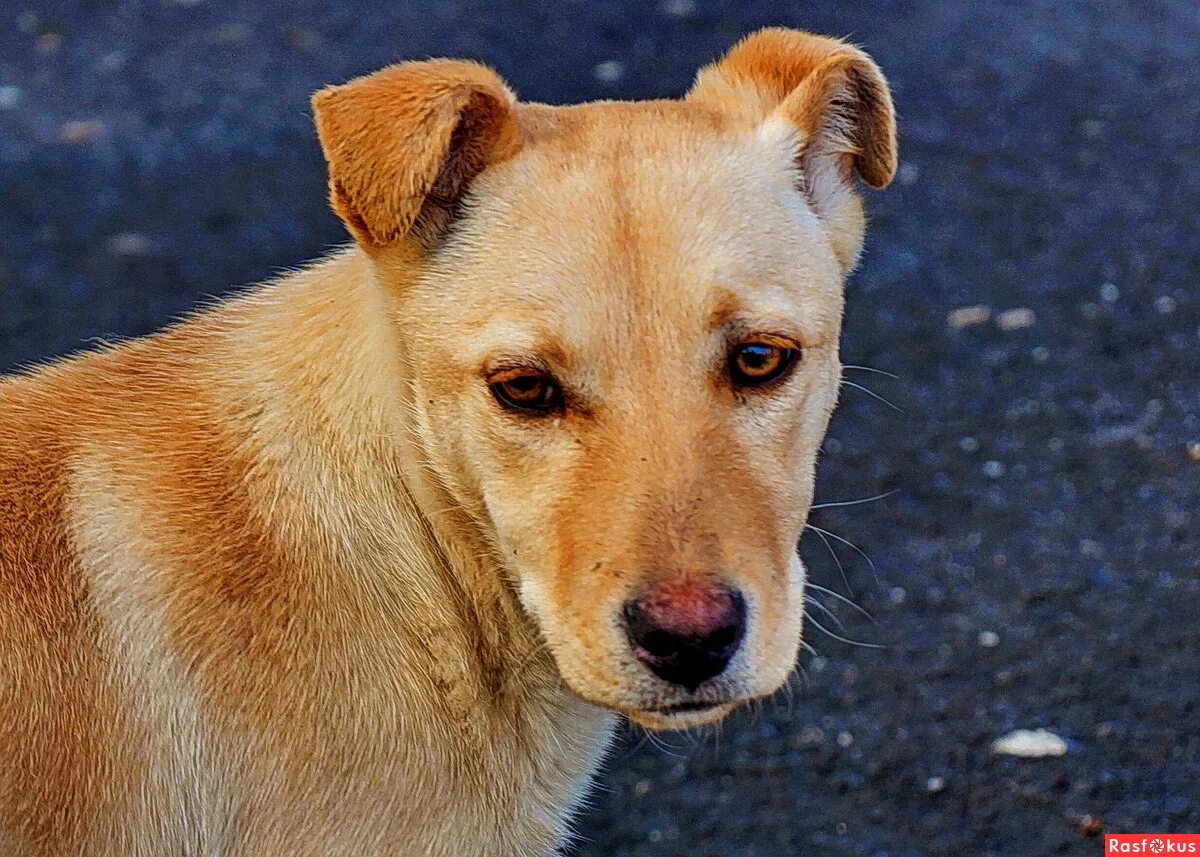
[689,28,897,269]
[312,59,521,249]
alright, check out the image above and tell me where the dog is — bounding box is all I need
[0,27,896,857]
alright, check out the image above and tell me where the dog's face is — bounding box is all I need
[313,29,896,729]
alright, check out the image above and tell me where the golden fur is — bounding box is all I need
[0,28,896,856]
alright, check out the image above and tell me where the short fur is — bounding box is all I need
[0,29,895,856]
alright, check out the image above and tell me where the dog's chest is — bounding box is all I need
[223,685,617,857]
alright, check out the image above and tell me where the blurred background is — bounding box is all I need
[1,1,1197,855]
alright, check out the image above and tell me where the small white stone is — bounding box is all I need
[659,0,695,16]
[898,162,920,186]
[958,436,979,453]
[1031,346,1050,363]
[0,85,21,111]
[836,731,854,748]
[798,725,824,744]
[98,50,127,73]
[996,307,1036,331]
[592,60,625,84]
[925,775,946,793]
[992,728,1068,758]
[982,460,1005,479]
[978,630,1000,648]
[888,586,907,605]
[107,232,152,256]
[947,305,991,329]
[1155,295,1176,315]
[1100,282,1120,303]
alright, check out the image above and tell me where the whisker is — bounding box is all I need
[806,523,880,584]
[805,594,846,630]
[805,613,883,650]
[642,728,687,758]
[805,524,855,597]
[806,582,875,622]
[626,730,653,758]
[841,379,904,413]
[842,363,900,380]
[811,489,898,510]
[792,664,810,695]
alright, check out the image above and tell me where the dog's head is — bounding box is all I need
[313,28,896,730]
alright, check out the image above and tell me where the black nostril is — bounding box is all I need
[624,586,747,692]
[634,629,683,660]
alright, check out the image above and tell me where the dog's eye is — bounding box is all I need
[729,342,799,388]
[489,369,563,414]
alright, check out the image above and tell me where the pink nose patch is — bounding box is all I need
[635,578,738,637]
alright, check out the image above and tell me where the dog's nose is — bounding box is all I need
[623,580,746,691]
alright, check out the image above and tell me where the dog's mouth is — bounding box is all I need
[621,697,740,731]
[648,699,729,715]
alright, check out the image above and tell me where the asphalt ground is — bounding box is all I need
[1,2,1197,855]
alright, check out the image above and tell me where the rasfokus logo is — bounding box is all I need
[1106,835,1200,854]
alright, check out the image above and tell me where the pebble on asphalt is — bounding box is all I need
[0,86,21,111]
[107,233,153,257]
[592,60,625,84]
[996,308,1036,331]
[992,728,1069,758]
[60,120,106,143]
[947,305,991,329]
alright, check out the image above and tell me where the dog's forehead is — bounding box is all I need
[413,99,842,358]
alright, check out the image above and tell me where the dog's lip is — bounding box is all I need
[644,698,730,715]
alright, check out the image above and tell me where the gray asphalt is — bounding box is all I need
[1,2,1197,855]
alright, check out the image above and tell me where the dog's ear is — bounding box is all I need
[689,28,897,269]
[312,60,521,249]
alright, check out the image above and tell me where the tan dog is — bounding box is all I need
[0,28,896,857]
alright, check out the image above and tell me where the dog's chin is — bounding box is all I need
[555,671,743,731]
[623,700,740,731]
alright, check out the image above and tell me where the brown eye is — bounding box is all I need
[489,369,563,414]
[729,342,799,387]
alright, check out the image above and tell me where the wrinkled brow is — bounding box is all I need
[706,286,813,345]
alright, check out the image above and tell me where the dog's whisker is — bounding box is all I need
[805,523,880,584]
[804,594,847,630]
[640,727,687,758]
[811,489,898,510]
[840,379,905,413]
[841,363,900,380]
[805,524,855,597]
[626,730,654,759]
[804,612,883,649]
[806,582,875,622]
